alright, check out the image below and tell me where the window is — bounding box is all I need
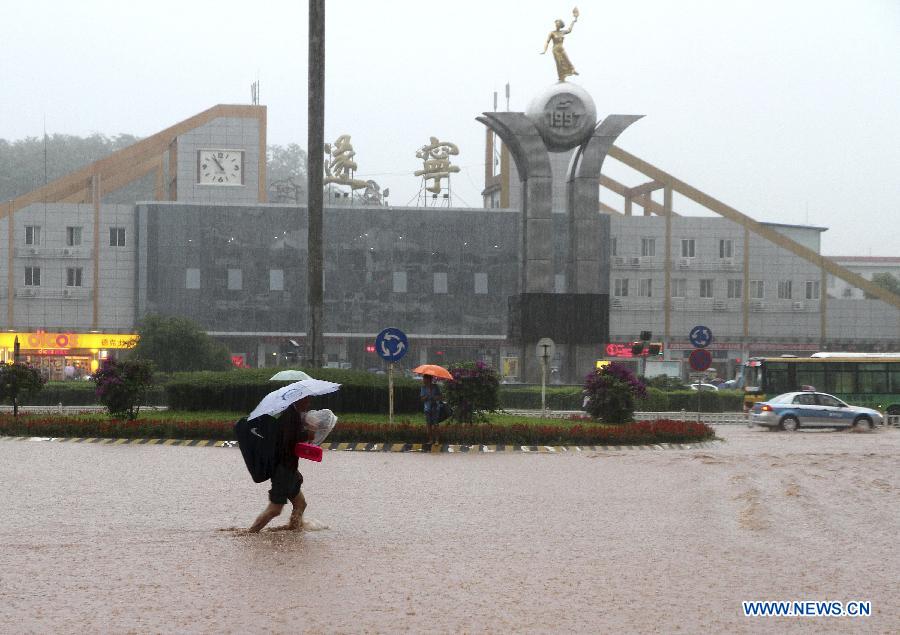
[269,269,284,291]
[611,237,617,257]
[433,272,448,294]
[474,272,488,294]
[227,268,242,291]
[614,278,629,297]
[66,226,82,247]
[750,280,764,299]
[778,280,793,299]
[638,278,652,297]
[842,287,853,298]
[671,278,686,298]
[681,239,695,258]
[393,271,407,293]
[66,267,83,287]
[719,239,733,259]
[805,280,820,300]
[25,225,41,246]
[25,266,41,286]
[109,227,126,247]
[554,274,566,293]
[699,279,714,298]
[186,268,200,289]
[640,238,655,257]
[727,279,742,299]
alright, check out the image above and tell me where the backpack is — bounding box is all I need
[436,401,453,424]
[234,415,279,483]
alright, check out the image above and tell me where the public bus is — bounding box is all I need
[742,353,900,414]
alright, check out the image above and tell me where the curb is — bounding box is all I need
[0,435,722,453]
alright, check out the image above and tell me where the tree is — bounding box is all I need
[92,358,155,420]
[583,363,648,423]
[864,272,900,299]
[132,315,232,373]
[267,143,308,204]
[0,363,46,416]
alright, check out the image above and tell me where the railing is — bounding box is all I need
[888,415,900,427]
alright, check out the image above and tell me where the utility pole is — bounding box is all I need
[307,0,325,368]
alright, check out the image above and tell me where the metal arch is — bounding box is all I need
[567,114,644,182]
[476,113,552,181]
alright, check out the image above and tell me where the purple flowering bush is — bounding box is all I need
[583,363,648,423]
[91,358,155,420]
[445,360,500,423]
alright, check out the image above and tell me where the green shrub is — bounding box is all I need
[164,367,422,413]
[17,381,167,406]
[498,386,583,410]
[636,387,669,412]
[445,361,500,423]
[0,363,46,414]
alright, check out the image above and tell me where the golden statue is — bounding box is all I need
[541,7,579,82]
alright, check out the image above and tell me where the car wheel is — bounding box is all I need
[853,416,873,431]
[781,416,799,432]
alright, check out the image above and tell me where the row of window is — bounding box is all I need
[613,277,821,300]
[24,266,83,287]
[24,225,126,247]
[612,237,737,259]
[184,269,492,294]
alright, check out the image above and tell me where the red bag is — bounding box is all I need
[295,442,323,462]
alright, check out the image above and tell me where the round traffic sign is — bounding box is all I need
[689,348,712,372]
[375,327,408,362]
[689,325,713,348]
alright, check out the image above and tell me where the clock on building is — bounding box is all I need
[197,149,244,185]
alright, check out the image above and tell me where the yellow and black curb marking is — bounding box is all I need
[0,436,721,453]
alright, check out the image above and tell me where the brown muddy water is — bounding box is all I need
[1,427,898,634]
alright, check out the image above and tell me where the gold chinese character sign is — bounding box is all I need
[324,134,368,190]
[414,137,460,194]
[541,7,579,82]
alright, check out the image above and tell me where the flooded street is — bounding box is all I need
[2,426,898,633]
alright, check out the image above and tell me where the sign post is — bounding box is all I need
[535,338,556,417]
[375,327,409,424]
[688,325,713,423]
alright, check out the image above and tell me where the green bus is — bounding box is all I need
[742,354,900,414]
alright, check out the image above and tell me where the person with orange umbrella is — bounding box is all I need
[413,364,452,444]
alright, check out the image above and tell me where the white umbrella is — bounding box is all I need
[247,378,341,422]
[269,369,313,382]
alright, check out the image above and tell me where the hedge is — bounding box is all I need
[499,385,744,413]
[164,367,422,414]
[16,381,166,407]
[0,413,715,446]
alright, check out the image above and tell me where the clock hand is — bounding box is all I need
[212,156,225,171]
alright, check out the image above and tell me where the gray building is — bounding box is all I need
[2,102,897,381]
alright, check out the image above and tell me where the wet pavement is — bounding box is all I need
[2,426,898,633]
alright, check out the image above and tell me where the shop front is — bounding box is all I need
[0,331,139,381]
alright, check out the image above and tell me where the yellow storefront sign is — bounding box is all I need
[0,332,138,350]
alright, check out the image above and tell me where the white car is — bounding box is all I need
[749,391,884,431]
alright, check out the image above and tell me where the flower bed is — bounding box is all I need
[0,414,715,446]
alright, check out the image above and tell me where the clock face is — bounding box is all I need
[198,149,243,185]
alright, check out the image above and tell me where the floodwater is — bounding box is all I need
[2,427,898,634]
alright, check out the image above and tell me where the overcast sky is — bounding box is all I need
[3,0,898,255]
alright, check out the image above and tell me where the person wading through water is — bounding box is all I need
[246,397,314,532]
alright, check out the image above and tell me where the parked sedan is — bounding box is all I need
[749,391,883,431]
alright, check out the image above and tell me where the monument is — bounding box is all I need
[477,8,642,383]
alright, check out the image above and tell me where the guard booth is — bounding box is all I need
[0,331,138,381]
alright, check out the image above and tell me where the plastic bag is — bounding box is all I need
[304,409,338,445]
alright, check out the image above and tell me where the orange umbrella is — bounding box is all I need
[412,364,453,380]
